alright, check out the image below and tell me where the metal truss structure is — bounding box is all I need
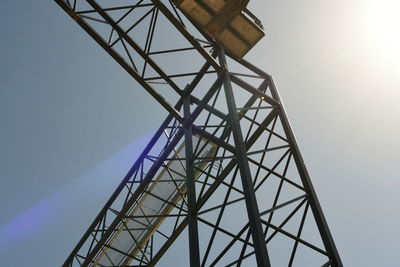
[55,0,343,266]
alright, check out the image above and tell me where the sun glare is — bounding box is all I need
[366,0,400,58]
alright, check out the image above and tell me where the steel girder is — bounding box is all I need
[54,0,342,266]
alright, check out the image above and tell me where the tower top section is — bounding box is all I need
[173,0,265,59]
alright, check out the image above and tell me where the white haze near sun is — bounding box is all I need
[365,0,400,64]
[248,0,400,266]
[250,0,400,150]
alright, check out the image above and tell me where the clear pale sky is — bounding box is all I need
[1,0,399,266]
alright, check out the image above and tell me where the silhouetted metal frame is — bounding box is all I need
[239,60,343,267]
[218,48,271,267]
[54,0,342,266]
[184,91,201,267]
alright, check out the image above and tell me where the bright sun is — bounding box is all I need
[366,0,400,58]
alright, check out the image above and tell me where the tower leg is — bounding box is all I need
[218,48,271,267]
[268,78,343,267]
[240,59,343,267]
[184,93,201,267]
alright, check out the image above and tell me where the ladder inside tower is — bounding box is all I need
[93,136,217,266]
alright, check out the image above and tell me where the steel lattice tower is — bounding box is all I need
[54,0,342,266]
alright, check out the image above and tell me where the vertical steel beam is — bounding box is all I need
[239,58,342,265]
[184,92,201,267]
[267,76,343,267]
[218,48,271,267]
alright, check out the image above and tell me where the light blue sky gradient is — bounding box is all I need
[1,0,399,266]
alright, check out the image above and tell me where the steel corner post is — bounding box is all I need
[218,48,271,267]
[184,94,201,267]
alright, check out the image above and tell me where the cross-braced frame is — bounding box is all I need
[54,0,343,266]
